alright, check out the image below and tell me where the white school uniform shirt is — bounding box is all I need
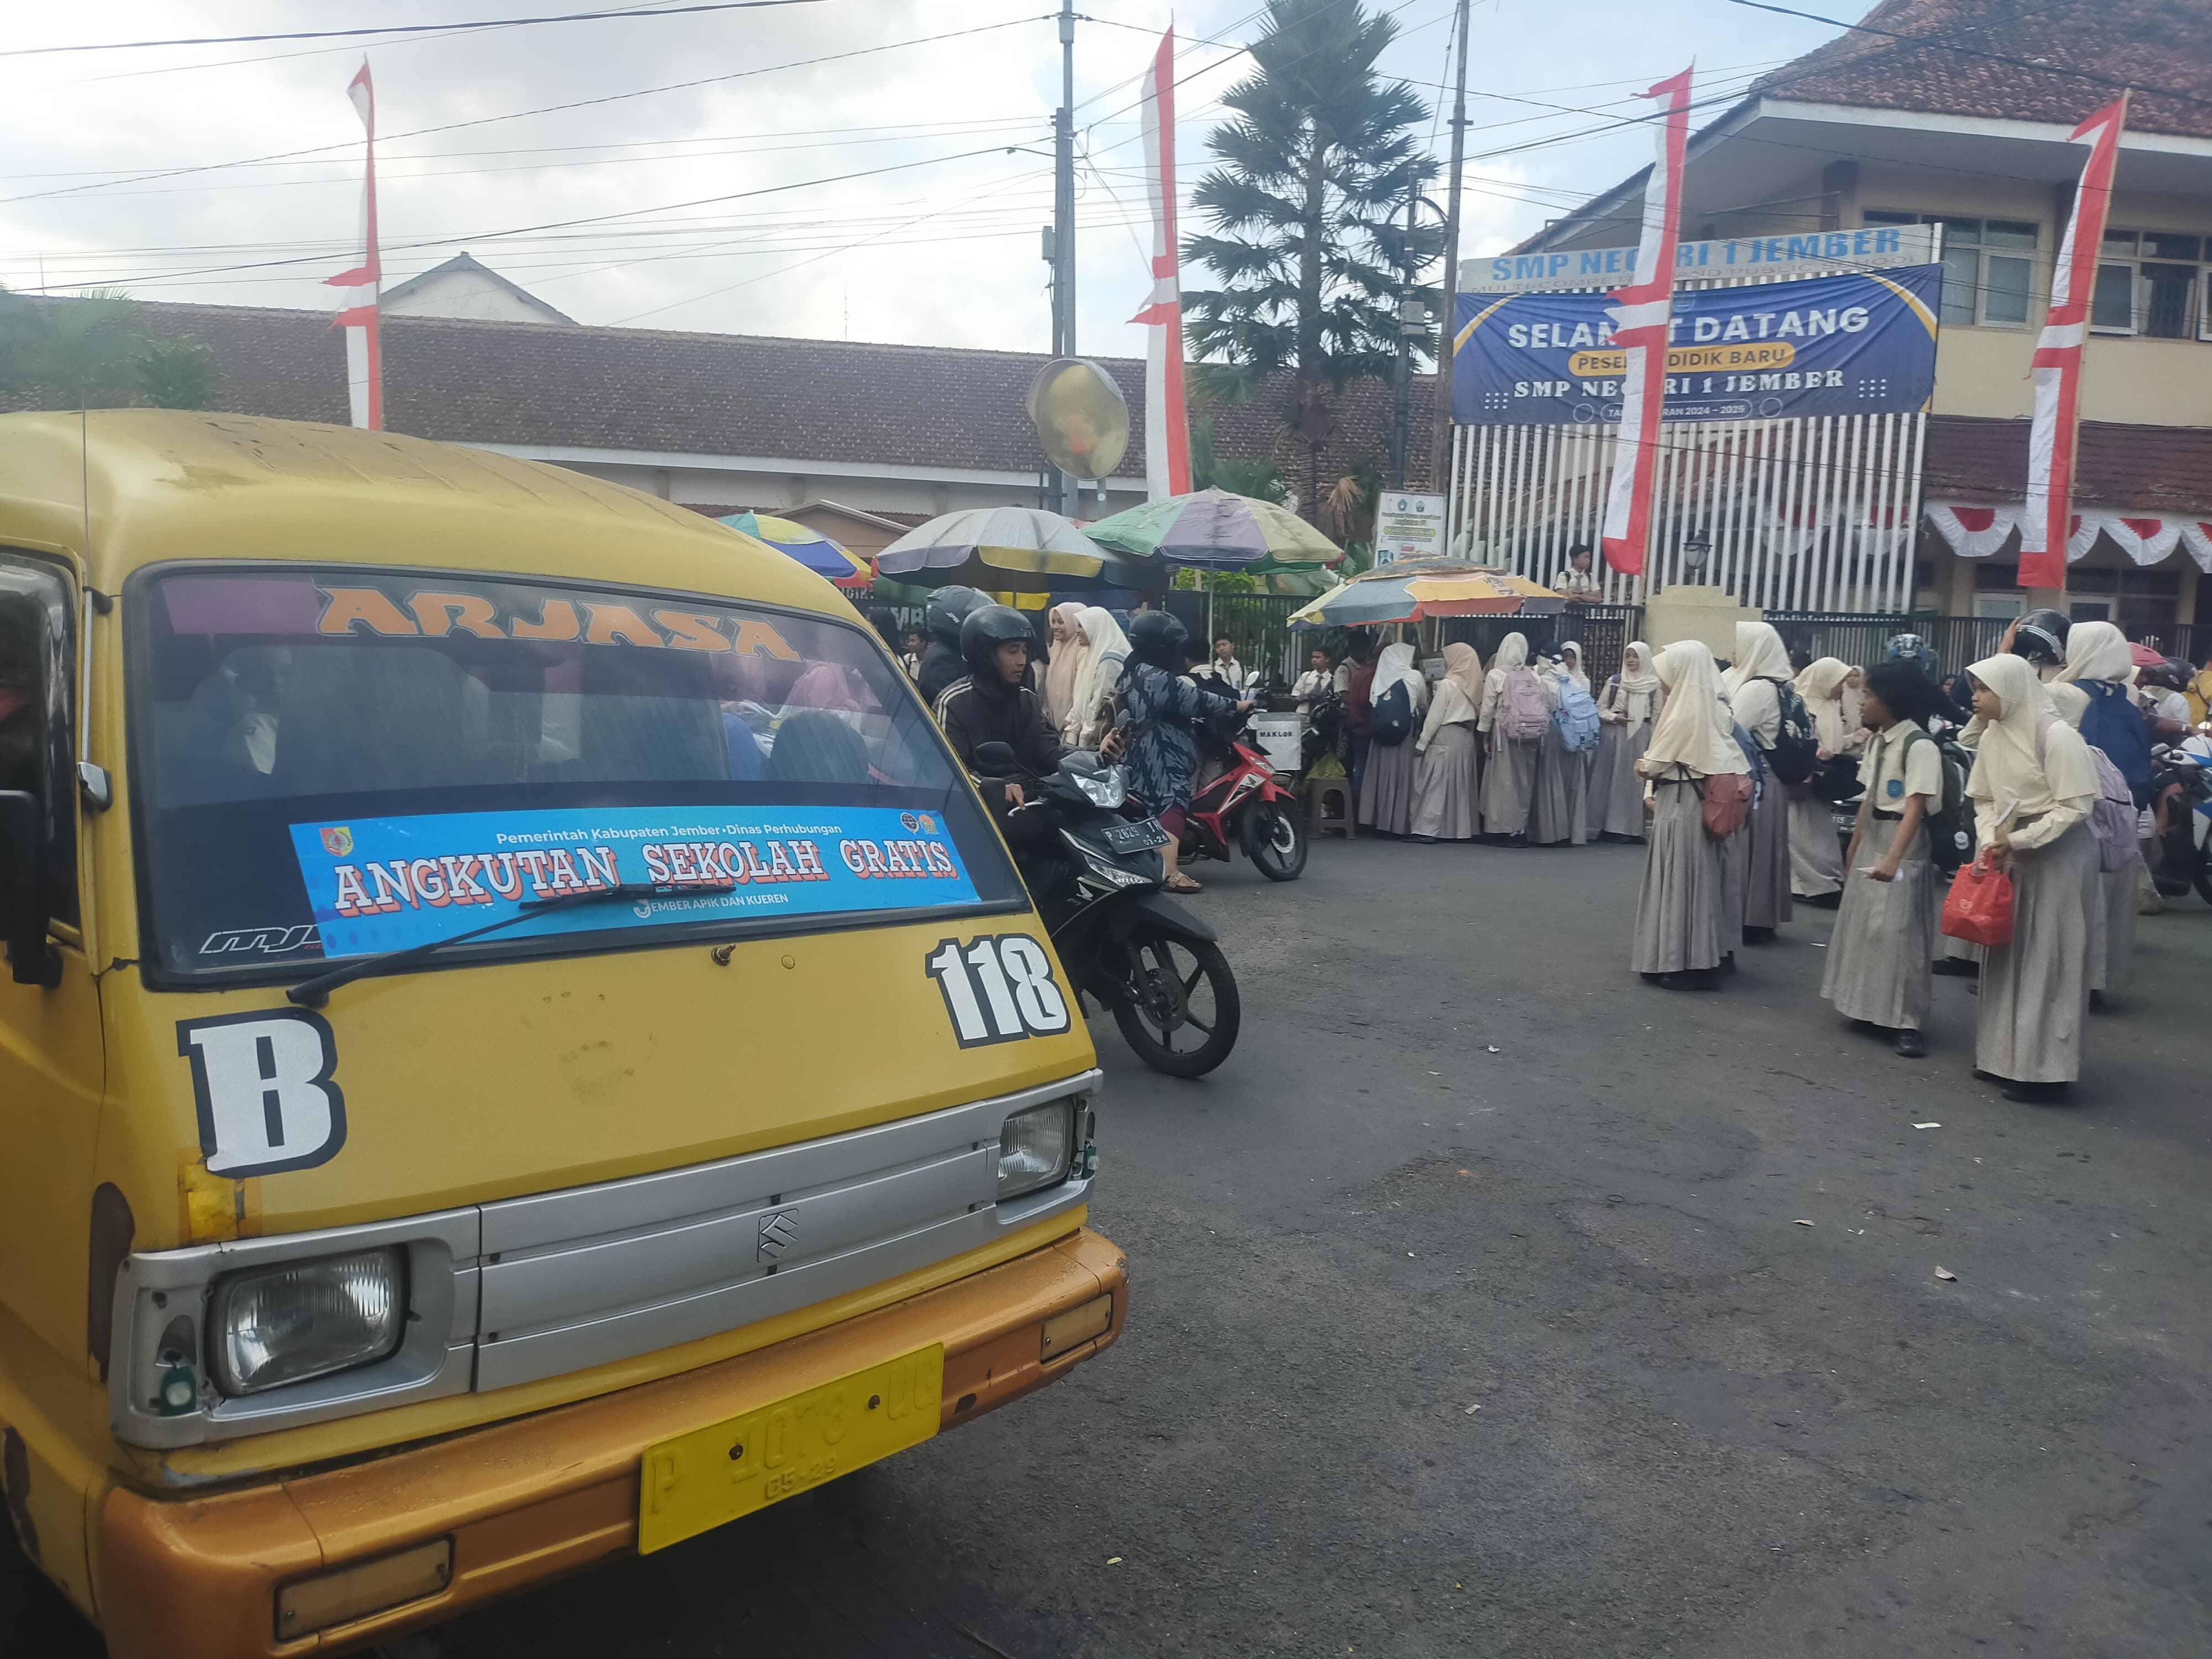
[1553,566,1599,597]
[1198,658,1249,693]
[1857,719,1942,810]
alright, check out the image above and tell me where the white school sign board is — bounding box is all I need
[1459,223,1939,296]
[1374,493,1446,565]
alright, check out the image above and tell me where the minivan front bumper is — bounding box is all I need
[96,1224,1124,1659]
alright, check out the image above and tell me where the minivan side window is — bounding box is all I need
[0,552,80,930]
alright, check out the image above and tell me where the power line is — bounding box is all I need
[0,12,1054,208]
[0,1,823,59]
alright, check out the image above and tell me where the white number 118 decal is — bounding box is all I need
[925,935,1072,1046]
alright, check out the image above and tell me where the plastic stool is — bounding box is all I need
[1304,775,1355,839]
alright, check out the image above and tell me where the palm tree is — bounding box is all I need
[1182,0,1439,521]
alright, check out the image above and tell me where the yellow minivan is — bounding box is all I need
[0,410,1124,1656]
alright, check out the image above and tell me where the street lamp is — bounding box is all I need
[1681,528,1713,577]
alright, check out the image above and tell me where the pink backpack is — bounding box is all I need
[2037,724,2136,873]
[1500,666,1551,742]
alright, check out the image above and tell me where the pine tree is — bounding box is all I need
[1182,0,1439,519]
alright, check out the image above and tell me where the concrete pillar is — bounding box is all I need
[1821,160,1858,232]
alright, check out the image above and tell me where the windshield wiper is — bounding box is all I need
[285,882,736,1009]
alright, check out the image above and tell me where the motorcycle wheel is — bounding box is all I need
[1109,928,1241,1078]
[1247,801,1308,881]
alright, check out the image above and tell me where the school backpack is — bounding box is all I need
[1900,729,1974,872]
[1499,665,1551,742]
[2028,724,2135,873]
[1552,675,1602,753]
[1370,680,1415,747]
[1756,675,1820,785]
[2081,744,2141,872]
[2075,679,2153,805]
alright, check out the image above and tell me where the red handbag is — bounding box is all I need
[1940,859,2015,947]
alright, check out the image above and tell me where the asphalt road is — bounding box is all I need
[14,834,2211,1657]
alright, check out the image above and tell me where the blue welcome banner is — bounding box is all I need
[1451,264,1940,427]
[289,804,979,958]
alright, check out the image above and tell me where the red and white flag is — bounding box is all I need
[1599,66,1694,581]
[326,60,384,430]
[1128,27,1191,500]
[2020,93,2128,589]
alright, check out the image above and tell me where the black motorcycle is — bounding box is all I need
[971,742,1241,1077]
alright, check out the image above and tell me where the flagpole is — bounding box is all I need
[1598,66,1694,582]
[1131,25,1191,502]
[2019,92,2130,597]
[326,59,384,430]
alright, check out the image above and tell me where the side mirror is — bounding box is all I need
[0,790,55,986]
[972,742,1019,776]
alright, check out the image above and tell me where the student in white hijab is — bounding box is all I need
[1358,640,1428,835]
[1631,640,1747,989]
[1478,631,1541,841]
[1530,633,1589,847]
[1724,620,1796,940]
[2060,619,2151,999]
[1409,641,1484,841]
[1590,640,1662,840]
[1963,653,2101,1099]
[1063,606,1130,748]
[1041,603,1087,733]
[1558,640,1592,693]
[1788,656,1853,902]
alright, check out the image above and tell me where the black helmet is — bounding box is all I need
[2011,607,2070,667]
[1882,632,1935,670]
[1127,609,1188,671]
[2139,658,2188,693]
[958,604,1034,678]
[925,585,988,643]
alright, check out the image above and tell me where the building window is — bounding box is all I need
[2093,230,2212,339]
[1865,212,2037,327]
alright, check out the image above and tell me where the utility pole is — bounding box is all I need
[1390,193,1417,488]
[1053,0,1079,517]
[1426,0,1470,502]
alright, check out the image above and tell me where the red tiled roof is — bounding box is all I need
[1923,414,2212,514]
[13,299,1438,493]
[1757,0,2212,140]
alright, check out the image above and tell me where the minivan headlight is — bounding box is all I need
[999,1100,1076,1199]
[211,1248,406,1395]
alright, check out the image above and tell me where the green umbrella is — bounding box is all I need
[1085,488,1343,575]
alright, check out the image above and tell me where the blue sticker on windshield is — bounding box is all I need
[289,806,978,959]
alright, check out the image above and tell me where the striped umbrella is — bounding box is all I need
[1084,487,1342,573]
[877,506,1158,593]
[1286,559,1564,629]
[716,512,872,587]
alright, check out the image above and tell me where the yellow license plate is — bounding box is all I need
[638,1344,943,1554]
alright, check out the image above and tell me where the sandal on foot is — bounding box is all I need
[1165,873,1203,894]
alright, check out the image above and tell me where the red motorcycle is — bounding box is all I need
[1182,711,1308,881]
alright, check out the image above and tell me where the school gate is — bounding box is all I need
[1446,227,1943,615]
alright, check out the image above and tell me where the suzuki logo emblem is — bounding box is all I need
[757,1209,799,1262]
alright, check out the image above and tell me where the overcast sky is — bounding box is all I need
[0,1,1845,358]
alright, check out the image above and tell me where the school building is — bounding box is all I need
[1451,0,2212,643]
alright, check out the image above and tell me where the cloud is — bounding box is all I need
[0,0,1840,353]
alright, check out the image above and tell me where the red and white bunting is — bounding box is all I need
[325,60,384,430]
[1924,503,2021,560]
[1926,500,2208,571]
[1598,65,1693,579]
[1128,27,1191,500]
[2020,93,2129,588]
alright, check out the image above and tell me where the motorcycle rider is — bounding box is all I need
[2008,608,2072,682]
[916,585,988,706]
[935,604,1121,813]
[1121,611,1253,894]
[1884,632,1969,731]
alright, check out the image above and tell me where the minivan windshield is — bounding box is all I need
[132,567,1022,981]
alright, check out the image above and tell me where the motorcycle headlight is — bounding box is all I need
[999,1099,1077,1199]
[1073,768,1128,809]
[211,1248,406,1395]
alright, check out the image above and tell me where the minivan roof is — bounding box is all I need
[0,409,847,614]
